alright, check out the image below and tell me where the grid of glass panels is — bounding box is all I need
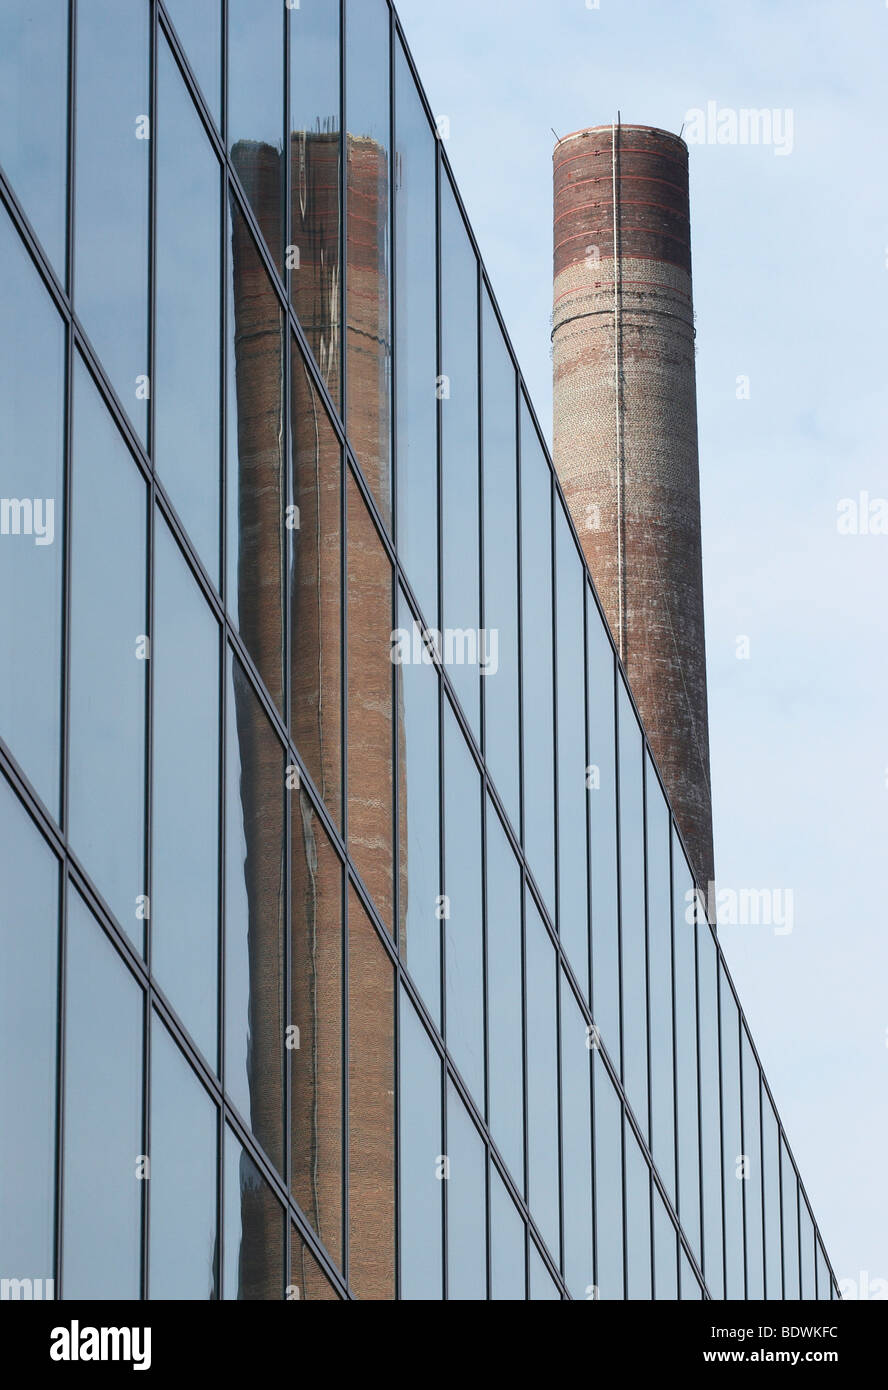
[0,0,837,1299]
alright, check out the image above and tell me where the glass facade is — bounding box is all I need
[0,0,836,1301]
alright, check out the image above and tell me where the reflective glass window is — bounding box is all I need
[486,796,524,1188]
[347,470,394,930]
[560,974,594,1299]
[618,678,648,1132]
[556,507,588,989]
[165,0,221,126]
[228,0,284,267]
[742,1027,765,1298]
[291,789,343,1265]
[153,516,220,1065]
[394,41,437,628]
[697,921,724,1298]
[443,702,484,1105]
[680,1246,704,1299]
[225,655,285,1174]
[398,989,443,1300]
[653,1189,678,1300]
[290,1226,340,1301]
[645,756,674,1203]
[0,2,68,272]
[223,1128,285,1300]
[446,1082,486,1300]
[587,594,619,1060]
[481,291,519,830]
[63,891,142,1299]
[816,1239,831,1301]
[490,1164,526,1301]
[149,1015,217,1299]
[525,893,559,1259]
[0,778,58,1281]
[226,198,286,713]
[69,358,147,948]
[75,0,149,441]
[800,1197,817,1299]
[593,1055,624,1300]
[529,1244,561,1300]
[0,211,64,814]
[781,1137,801,1299]
[673,831,701,1259]
[625,1121,652,1299]
[761,1089,783,1299]
[345,0,392,527]
[290,340,342,822]
[156,37,221,583]
[720,963,744,1299]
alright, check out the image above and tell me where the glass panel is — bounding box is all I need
[680,1246,704,1299]
[149,1015,217,1299]
[529,1243,561,1300]
[346,470,394,929]
[556,507,588,989]
[653,1189,678,1300]
[816,1239,831,1301]
[742,1027,765,1298]
[762,1089,783,1300]
[288,0,341,401]
[290,789,343,1266]
[348,887,395,1299]
[0,1,68,272]
[673,831,701,1259]
[225,655,285,1174]
[781,1138,801,1299]
[228,0,284,268]
[520,399,555,916]
[593,1055,624,1300]
[290,340,342,822]
[446,1082,486,1300]
[226,198,286,713]
[223,1128,285,1300]
[69,358,147,948]
[587,594,619,1060]
[75,0,149,441]
[399,990,443,1300]
[645,756,674,1203]
[525,893,559,1258]
[800,1197,817,1299]
[0,777,58,1282]
[618,678,648,1133]
[440,173,481,737]
[0,211,64,814]
[156,37,221,583]
[720,963,744,1299]
[290,1227,340,1301]
[394,41,437,628]
[560,974,594,1300]
[444,703,484,1105]
[481,290,519,830]
[625,1122,652,1299]
[165,0,222,127]
[486,797,524,1188]
[345,0,392,527]
[153,517,220,1065]
[63,891,142,1299]
[697,922,724,1298]
[396,588,440,1018]
[490,1164,526,1301]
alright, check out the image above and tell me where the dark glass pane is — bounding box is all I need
[0,210,64,814]
[345,0,392,526]
[490,1164,526,1301]
[0,777,58,1283]
[720,963,744,1299]
[446,1082,486,1300]
[443,703,484,1105]
[223,1128,285,1300]
[697,921,724,1298]
[653,1189,678,1300]
[645,756,674,1203]
[440,174,481,736]
[226,198,286,713]
[398,990,443,1300]
[153,517,220,1065]
[289,0,341,402]
[560,974,594,1299]
[165,0,222,126]
[742,1027,765,1298]
[520,400,555,916]
[673,831,701,1259]
[0,1,67,271]
[394,41,437,627]
[618,678,648,1131]
[761,1090,783,1299]
[486,796,524,1188]
[348,887,395,1299]
[587,593,619,1059]
[156,37,221,583]
[290,341,342,823]
[74,0,149,441]
[346,470,394,930]
[625,1122,652,1299]
[799,1197,817,1299]
[556,507,588,989]
[396,588,440,1020]
[225,656,285,1175]
[291,789,343,1266]
[63,891,142,1299]
[481,291,519,830]
[228,0,284,268]
[289,1226,340,1301]
[594,1054,624,1300]
[525,893,559,1258]
[781,1137,801,1298]
[529,1243,561,1300]
[149,1015,217,1299]
[69,358,147,948]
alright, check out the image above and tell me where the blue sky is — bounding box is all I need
[395,0,888,1289]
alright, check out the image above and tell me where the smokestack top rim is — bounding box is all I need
[554,123,688,154]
